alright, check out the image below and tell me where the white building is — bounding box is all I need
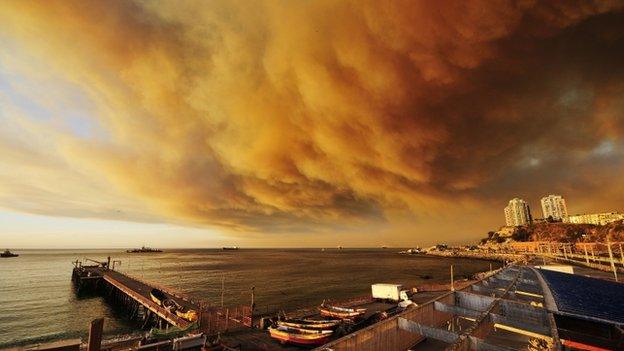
[567,212,624,226]
[504,198,531,226]
[540,194,568,221]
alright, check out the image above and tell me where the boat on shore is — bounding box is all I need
[268,325,333,346]
[222,246,239,250]
[150,289,178,312]
[1,249,18,258]
[127,246,162,253]
[277,318,341,330]
[319,303,366,319]
[150,288,198,321]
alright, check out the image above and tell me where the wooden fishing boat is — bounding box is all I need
[268,326,332,346]
[150,288,167,306]
[277,319,340,330]
[319,304,366,319]
[150,289,177,312]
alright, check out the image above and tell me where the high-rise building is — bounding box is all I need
[540,194,568,221]
[504,198,532,226]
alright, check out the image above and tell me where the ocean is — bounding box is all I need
[0,249,500,347]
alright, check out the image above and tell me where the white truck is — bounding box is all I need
[371,283,410,302]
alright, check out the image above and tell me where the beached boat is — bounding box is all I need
[1,249,18,258]
[175,307,199,322]
[150,289,178,312]
[319,304,366,319]
[268,325,333,346]
[277,318,341,330]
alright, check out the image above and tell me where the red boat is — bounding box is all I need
[268,326,333,346]
[319,303,366,319]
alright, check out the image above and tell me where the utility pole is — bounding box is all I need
[221,275,225,308]
[607,240,618,282]
[450,265,455,292]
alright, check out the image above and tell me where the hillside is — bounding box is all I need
[482,220,624,244]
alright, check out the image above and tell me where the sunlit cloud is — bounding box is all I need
[1,0,624,245]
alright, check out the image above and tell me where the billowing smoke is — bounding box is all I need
[1,0,624,239]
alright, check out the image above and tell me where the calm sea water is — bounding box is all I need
[0,249,500,347]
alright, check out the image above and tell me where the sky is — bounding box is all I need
[1,1,624,248]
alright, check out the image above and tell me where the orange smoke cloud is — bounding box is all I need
[1,0,624,238]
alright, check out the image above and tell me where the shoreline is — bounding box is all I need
[1,253,498,350]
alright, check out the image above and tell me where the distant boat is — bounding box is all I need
[337,246,343,250]
[1,249,18,258]
[268,325,333,346]
[127,246,162,253]
[222,246,239,250]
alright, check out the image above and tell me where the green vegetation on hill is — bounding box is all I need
[481,220,624,244]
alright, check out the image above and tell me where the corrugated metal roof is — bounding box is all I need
[538,269,624,324]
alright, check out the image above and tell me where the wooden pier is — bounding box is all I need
[72,260,193,330]
[71,257,255,335]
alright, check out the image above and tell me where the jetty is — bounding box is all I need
[71,258,252,334]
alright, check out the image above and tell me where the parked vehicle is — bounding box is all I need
[371,283,410,302]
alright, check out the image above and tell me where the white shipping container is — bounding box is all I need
[371,283,403,301]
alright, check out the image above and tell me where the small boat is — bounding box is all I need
[268,326,333,346]
[319,304,366,319]
[175,307,199,322]
[150,289,178,312]
[277,319,340,330]
[127,246,162,253]
[1,249,18,258]
[222,246,239,250]
[150,288,167,306]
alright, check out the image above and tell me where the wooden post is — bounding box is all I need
[250,286,255,326]
[548,242,552,255]
[607,240,618,282]
[489,263,492,272]
[590,245,595,262]
[87,318,104,351]
[225,308,229,330]
[450,265,454,291]
[583,244,589,264]
[221,275,225,308]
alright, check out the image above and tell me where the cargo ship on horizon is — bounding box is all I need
[126,246,162,253]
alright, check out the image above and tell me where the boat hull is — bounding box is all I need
[319,305,366,319]
[268,327,332,346]
[277,320,340,330]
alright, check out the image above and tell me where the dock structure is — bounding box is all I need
[316,261,624,351]
[71,258,252,334]
[72,260,193,330]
